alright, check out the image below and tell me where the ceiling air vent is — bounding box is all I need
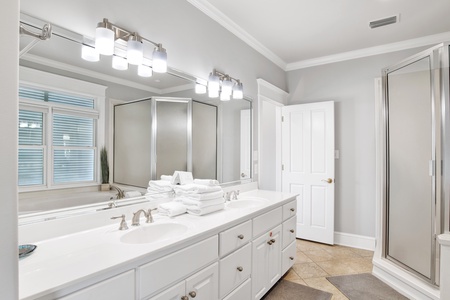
[369,15,399,29]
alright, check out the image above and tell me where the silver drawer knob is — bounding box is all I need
[181,296,189,300]
[290,208,295,212]
[290,229,294,233]
[189,291,197,298]
[237,234,244,240]
[237,266,243,272]
[289,256,294,260]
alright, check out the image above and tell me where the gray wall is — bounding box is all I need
[0,1,18,298]
[286,47,429,237]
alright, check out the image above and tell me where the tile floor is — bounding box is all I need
[280,238,374,300]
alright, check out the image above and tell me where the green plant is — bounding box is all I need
[100,146,109,184]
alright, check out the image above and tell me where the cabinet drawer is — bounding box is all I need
[139,235,218,298]
[146,281,184,300]
[222,278,251,300]
[219,220,252,257]
[219,243,251,298]
[59,270,135,300]
[281,241,296,275]
[253,207,282,238]
[282,199,297,221]
[282,216,297,249]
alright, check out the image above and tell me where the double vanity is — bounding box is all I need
[19,188,298,300]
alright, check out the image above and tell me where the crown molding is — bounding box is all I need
[286,31,450,71]
[186,0,286,70]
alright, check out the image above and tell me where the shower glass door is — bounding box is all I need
[383,49,438,284]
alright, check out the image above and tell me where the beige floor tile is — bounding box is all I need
[292,262,329,279]
[315,259,358,276]
[303,249,334,262]
[283,268,301,281]
[322,246,361,259]
[296,239,325,252]
[345,257,373,273]
[350,248,374,257]
[303,277,349,299]
[295,250,313,263]
[283,277,308,286]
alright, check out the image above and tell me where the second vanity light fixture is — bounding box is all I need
[196,69,243,101]
[81,18,167,75]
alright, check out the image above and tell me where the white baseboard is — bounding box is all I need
[334,231,376,250]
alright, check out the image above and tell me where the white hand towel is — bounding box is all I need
[173,184,222,194]
[158,202,187,217]
[193,179,220,186]
[160,175,173,181]
[187,203,225,216]
[174,190,224,201]
[179,197,224,208]
[124,191,142,198]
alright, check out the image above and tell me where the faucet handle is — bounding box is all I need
[111,214,128,230]
[146,208,157,223]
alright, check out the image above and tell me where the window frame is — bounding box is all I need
[19,67,106,193]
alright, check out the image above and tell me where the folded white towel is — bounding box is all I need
[187,202,225,216]
[124,191,142,198]
[160,175,173,181]
[147,180,173,193]
[158,202,187,217]
[178,197,224,209]
[193,179,220,186]
[171,171,194,185]
[174,190,224,201]
[173,184,222,194]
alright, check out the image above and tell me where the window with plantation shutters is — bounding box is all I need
[18,86,98,188]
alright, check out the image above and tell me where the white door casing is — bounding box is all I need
[240,109,251,180]
[282,101,335,245]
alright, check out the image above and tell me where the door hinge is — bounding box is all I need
[281,116,284,122]
[281,164,284,171]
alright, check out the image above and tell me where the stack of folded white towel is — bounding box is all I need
[145,175,174,201]
[173,179,224,216]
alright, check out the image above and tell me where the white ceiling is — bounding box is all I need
[188,0,450,70]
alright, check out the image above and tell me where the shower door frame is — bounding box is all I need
[381,43,444,286]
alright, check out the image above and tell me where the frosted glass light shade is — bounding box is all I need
[220,91,231,101]
[221,77,233,96]
[138,65,153,77]
[208,73,220,95]
[233,82,244,99]
[95,27,114,55]
[112,56,128,70]
[208,88,219,98]
[152,47,167,73]
[81,45,100,62]
[127,39,143,65]
[195,83,207,94]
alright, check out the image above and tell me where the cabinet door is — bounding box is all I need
[223,278,251,300]
[147,281,185,300]
[252,232,269,299]
[59,271,134,300]
[185,262,219,300]
[267,225,282,289]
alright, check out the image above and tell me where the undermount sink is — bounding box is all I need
[120,223,188,244]
[227,197,268,208]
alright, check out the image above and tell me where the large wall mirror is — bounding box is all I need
[18,14,252,222]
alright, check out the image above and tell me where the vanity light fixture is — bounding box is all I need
[81,45,100,62]
[205,70,244,101]
[195,82,207,94]
[86,18,168,74]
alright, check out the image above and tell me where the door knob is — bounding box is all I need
[321,178,333,184]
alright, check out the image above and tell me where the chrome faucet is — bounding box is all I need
[110,184,125,199]
[111,214,128,230]
[225,190,240,201]
[131,208,157,226]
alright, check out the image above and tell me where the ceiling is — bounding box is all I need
[188,0,450,70]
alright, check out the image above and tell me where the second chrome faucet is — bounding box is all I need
[131,208,157,226]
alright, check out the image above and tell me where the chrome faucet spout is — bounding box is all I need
[131,209,147,226]
[110,184,125,199]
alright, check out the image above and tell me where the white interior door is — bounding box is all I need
[282,101,335,245]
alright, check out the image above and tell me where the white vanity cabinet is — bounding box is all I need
[140,236,218,299]
[58,270,135,300]
[148,263,219,300]
[281,200,297,275]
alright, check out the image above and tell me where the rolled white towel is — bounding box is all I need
[124,191,142,198]
[158,202,187,217]
[193,179,220,186]
[178,197,224,208]
[187,202,225,216]
[173,184,222,194]
[174,190,223,201]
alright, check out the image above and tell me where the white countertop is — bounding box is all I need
[19,189,296,300]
